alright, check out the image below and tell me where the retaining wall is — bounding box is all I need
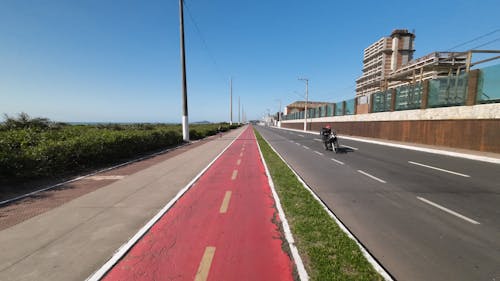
[281,104,500,153]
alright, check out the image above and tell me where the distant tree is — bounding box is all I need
[2,112,52,130]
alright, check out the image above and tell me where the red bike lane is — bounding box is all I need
[102,126,295,281]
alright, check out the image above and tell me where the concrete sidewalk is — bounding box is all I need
[0,126,245,281]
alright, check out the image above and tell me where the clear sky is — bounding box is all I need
[1,0,499,123]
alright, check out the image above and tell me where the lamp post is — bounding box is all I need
[229,77,233,125]
[275,99,282,127]
[298,78,309,131]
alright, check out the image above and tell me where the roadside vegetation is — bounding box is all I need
[255,129,384,281]
[0,113,239,180]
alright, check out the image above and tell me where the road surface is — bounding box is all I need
[255,125,500,281]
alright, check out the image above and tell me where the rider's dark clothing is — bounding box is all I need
[320,127,331,140]
[320,127,332,149]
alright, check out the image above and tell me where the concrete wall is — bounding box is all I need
[281,104,500,153]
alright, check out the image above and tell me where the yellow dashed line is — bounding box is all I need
[194,247,216,281]
[219,191,232,213]
[239,152,243,157]
[237,159,241,166]
[231,170,238,180]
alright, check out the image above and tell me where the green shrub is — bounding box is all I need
[0,120,235,180]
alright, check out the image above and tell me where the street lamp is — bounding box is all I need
[275,99,282,127]
[298,78,309,131]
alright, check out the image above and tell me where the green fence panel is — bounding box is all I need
[428,74,468,107]
[477,64,500,103]
[335,102,343,116]
[372,90,392,112]
[395,83,423,110]
[327,104,334,116]
[345,98,355,115]
[320,106,326,117]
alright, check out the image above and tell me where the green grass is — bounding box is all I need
[255,129,384,281]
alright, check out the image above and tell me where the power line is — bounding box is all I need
[446,28,500,51]
[470,37,500,50]
[183,0,225,78]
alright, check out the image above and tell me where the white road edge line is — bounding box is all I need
[85,128,247,281]
[257,130,393,281]
[298,134,305,137]
[358,170,387,183]
[256,134,309,281]
[417,196,480,225]
[314,151,324,156]
[408,161,470,178]
[342,145,358,150]
[331,158,345,165]
[302,145,310,150]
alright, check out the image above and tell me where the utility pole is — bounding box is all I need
[298,78,308,131]
[179,0,189,141]
[230,78,233,125]
[238,96,241,124]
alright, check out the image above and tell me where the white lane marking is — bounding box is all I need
[342,145,358,150]
[295,142,301,146]
[314,138,322,142]
[408,161,470,178]
[298,134,305,137]
[331,158,345,165]
[358,170,386,183]
[302,145,310,150]
[314,151,324,156]
[289,140,294,143]
[417,197,480,225]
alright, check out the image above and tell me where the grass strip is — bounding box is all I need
[255,129,384,281]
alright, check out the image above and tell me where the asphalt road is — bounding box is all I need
[255,125,500,281]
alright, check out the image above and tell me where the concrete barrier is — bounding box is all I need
[281,104,500,153]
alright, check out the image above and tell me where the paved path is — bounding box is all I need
[0,126,249,281]
[101,126,294,280]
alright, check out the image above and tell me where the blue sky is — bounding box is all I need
[1,0,499,123]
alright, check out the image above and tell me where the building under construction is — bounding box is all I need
[355,29,473,97]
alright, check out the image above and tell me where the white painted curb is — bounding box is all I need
[255,131,309,281]
[257,128,394,281]
[86,128,246,280]
[277,126,500,165]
